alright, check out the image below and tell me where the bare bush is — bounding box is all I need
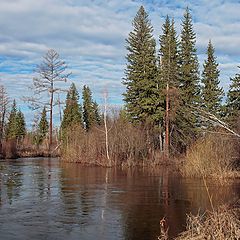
[61,119,164,166]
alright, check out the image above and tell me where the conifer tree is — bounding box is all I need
[123,6,159,124]
[82,85,99,130]
[226,67,240,127]
[61,83,83,135]
[6,100,18,139]
[38,106,49,143]
[92,100,101,125]
[6,100,26,140]
[176,7,201,149]
[15,110,26,139]
[179,7,200,105]
[201,40,223,117]
[159,16,183,153]
[159,16,179,88]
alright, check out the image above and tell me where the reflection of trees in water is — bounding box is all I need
[180,179,239,213]
[59,165,103,225]
[35,158,52,199]
[5,162,23,205]
[121,168,188,240]
[57,164,240,239]
[59,164,119,237]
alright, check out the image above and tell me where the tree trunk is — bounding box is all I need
[49,89,53,151]
[165,83,169,159]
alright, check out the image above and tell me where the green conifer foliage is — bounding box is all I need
[179,8,200,104]
[226,67,240,127]
[175,7,201,150]
[123,6,159,124]
[92,101,101,125]
[6,100,18,139]
[159,16,179,88]
[61,83,83,136]
[38,106,49,143]
[82,85,99,130]
[15,110,26,139]
[6,100,26,140]
[158,16,182,152]
[201,40,224,116]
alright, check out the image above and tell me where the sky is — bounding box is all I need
[0,0,239,127]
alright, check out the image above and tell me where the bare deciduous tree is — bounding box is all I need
[24,49,70,149]
[103,89,111,165]
[0,85,10,140]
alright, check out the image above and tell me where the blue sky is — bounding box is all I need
[0,0,239,127]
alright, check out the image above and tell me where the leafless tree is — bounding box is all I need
[0,85,10,140]
[103,89,111,165]
[24,49,70,149]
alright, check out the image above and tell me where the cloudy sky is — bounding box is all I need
[0,0,239,126]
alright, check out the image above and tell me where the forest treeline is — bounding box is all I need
[0,7,239,175]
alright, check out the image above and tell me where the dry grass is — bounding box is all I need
[175,203,240,240]
[180,133,240,183]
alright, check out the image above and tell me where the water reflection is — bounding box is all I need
[0,158,239,240]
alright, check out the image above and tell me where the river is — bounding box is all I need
[0,157,239,240]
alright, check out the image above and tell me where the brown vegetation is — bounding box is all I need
[61,118,167,166]
[179,133,240,183]
[175,202,240,240]
[0,133,60,159]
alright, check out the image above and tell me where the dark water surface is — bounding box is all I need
[0,158,239,240]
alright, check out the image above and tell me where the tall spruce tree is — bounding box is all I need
[92,100,101,125]
[226,66,240,127]
[123,6,159,124]
[159,16,179,88]
[15,110,26,139]
[175,7,201,150]
[6,100,26,140]
[38,106,49,143]
[201,40,223,117]
[61,83,83,135]
[179,7,200,105]
[82,85,99,130]
[158,16,181,152]
[6,100,18,139]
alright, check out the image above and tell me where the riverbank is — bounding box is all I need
[0,139,60,159]
[159,201,240,240]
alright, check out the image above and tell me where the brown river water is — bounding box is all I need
[0,157,239,240]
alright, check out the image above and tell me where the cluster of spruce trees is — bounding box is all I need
[34,83,101,144]
[123,6,240,153]
[2,99,26,141]
[60,83,101,139]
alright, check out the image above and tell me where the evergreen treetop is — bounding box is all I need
[201,40,223,116]
[123,6,159,124]
[179,7,200,105]
[6,100,26,140]
[226,66,240,127]
[61,83,83,134]
[82,85,100,130]
[38,106,49,143]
